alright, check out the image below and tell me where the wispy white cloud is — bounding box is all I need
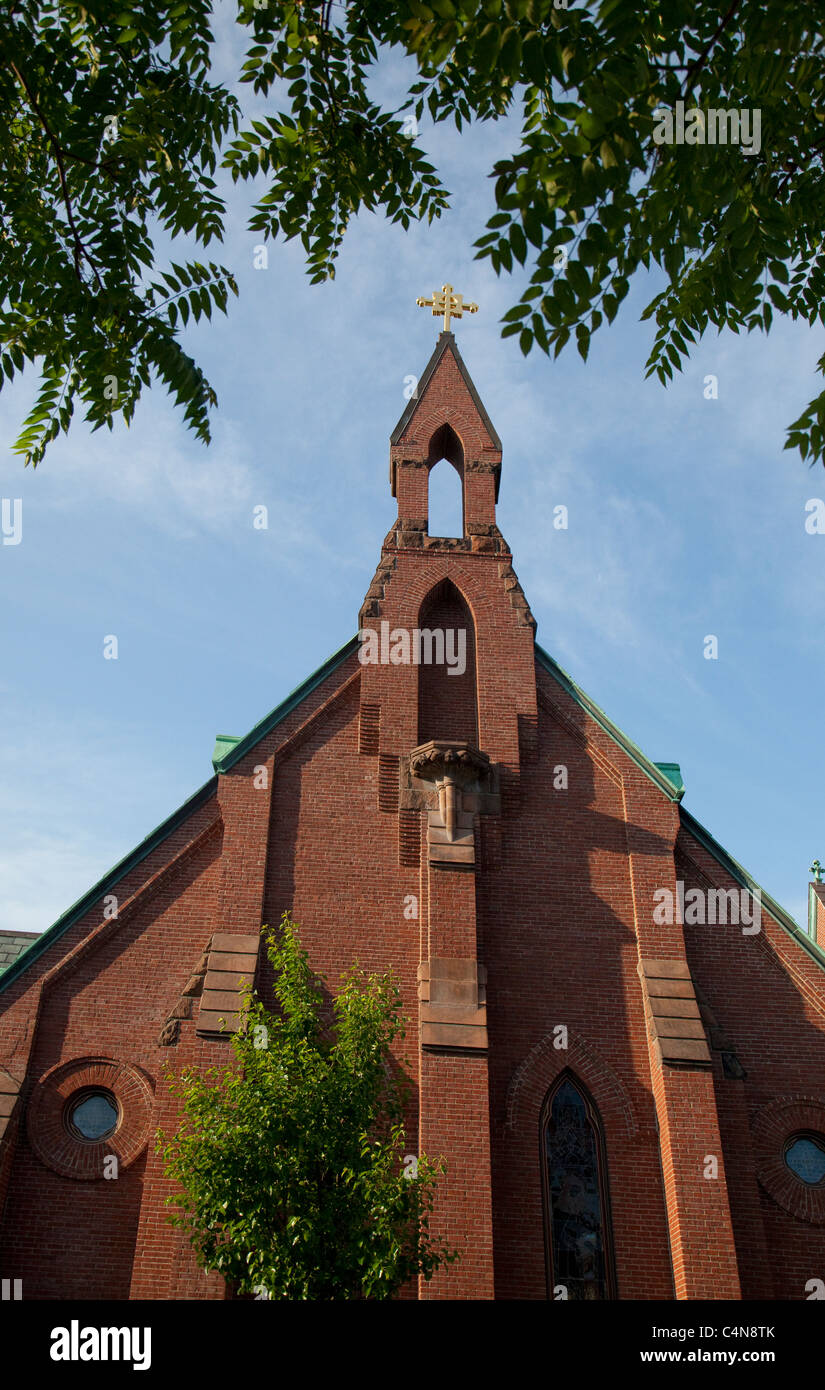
[0,834,107,937]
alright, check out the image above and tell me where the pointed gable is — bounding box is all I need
[389,331,502,501]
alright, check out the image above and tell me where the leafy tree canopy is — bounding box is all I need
[157,913,454,1300]
[3,1,825,466]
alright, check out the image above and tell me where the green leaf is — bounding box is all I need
[499,27,522,75]
[475,24,501,70]
[522,31,545,86]
[4,0,825,473]
[509,223,527,265]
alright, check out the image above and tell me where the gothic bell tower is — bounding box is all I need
[357,287,538,1297]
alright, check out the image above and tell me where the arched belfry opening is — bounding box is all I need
[417,578,478,746]
[428,422,463,470]
[427,424,464,539]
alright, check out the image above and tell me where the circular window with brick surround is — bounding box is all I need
[752,1098,825,1224]
[784,1133,825,1187]
[27,1058,154,1181]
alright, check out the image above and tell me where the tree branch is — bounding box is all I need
[682,0,744,97]
[9,59,103,287]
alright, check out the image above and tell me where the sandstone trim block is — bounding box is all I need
[196,931,260,1037]
[638,958,712,1068]
[418,958,488,1051]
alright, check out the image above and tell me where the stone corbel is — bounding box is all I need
[409,740,491,867]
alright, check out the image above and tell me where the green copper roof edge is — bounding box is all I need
[535,644,684,803]
[0,775,219,996]
[534,643,821,969]
[679,806,825,970]
[654,761,684,793]
[214,636,360,773]
[1,639,359,994]
[4,636,820,996]
[212,734,242,771]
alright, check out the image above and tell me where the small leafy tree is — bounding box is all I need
[157,912,455,1299]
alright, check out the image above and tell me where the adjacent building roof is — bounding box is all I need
[0,930,40,978]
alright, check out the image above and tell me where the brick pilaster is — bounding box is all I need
[626,778,741,1299]
[417,842,494,1298]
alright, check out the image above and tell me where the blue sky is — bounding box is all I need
[1,5,824,937]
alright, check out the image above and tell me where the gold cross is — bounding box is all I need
[416,283,479,333]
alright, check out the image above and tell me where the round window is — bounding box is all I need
[784,1133,825,1187]
[66,1089,119,1142]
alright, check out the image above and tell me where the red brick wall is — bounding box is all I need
[0,810,224,1300]
[678,828,825,1298]
[2,642,824,1300]
[482,677,676,1298]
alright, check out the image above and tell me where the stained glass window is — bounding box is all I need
[542,1077,613,1300]
[784,1134,825,1186]
[67,1090,118,1141]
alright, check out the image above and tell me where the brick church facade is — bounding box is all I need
[2,329,825,1301]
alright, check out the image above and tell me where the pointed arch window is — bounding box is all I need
[540,1074,616,1300]
[417,578,477,746]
